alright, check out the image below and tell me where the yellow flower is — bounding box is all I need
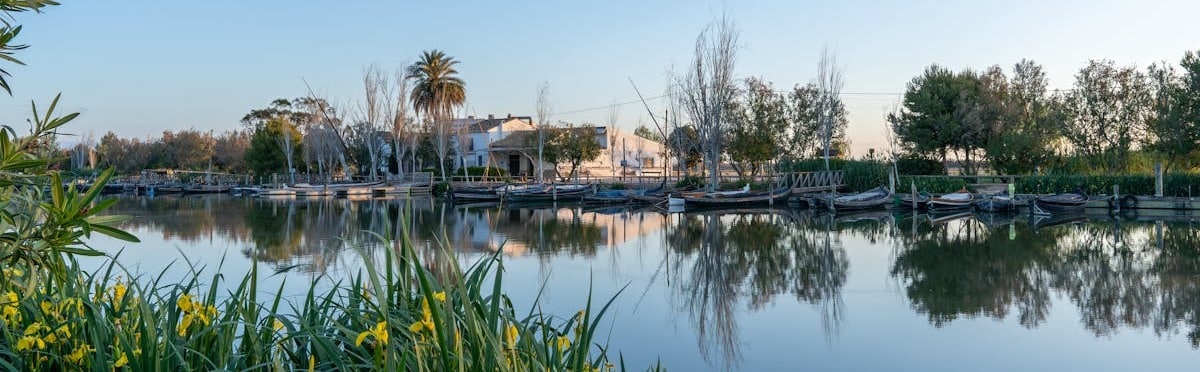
[355,321,389,346]
[23,322,45,336]
[504,324,519,348]
[177,294,193,313]
[433,291,446,302]
[66,344,95,364]
[40,300,53,314]
[556,335,571,351]
[3,291,16,303]
[273,318,284,331]
[55,324,71,338]
[112,282,128,306]
[421,298,432,323]
[178,314,195,337]
[308,355,315,372]
[408,321,424,333]
[114,352,128,368]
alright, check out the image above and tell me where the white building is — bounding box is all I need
[450,114,536,169]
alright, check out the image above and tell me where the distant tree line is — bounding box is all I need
[889,50,1200,175]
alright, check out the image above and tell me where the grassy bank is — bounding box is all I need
[898,174,1200,195]
[1,231,648,371]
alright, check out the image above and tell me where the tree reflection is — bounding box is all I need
[892,213,1200,348]
[666,209,852,369]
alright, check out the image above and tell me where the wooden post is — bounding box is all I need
[911,181,917,211]
[1113,184,1120,212]
[1155,162,1163,197]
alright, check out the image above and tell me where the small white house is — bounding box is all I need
[450,114,536,170]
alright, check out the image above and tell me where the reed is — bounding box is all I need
[0,224,659,371]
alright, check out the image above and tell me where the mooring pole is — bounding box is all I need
[1155,162,1164,198]
[1113,184,1120,212]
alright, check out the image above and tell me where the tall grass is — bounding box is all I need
[0,220,657,371]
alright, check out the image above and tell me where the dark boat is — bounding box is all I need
[929,190,974,210]
[831,186,892,210]
[452,185,503,201]
[1032,191,1088,215]
[183,184,232,194]
[974,194,1016,213]
[897,192,931,210]
[927,210,974,225]
[505,185,589,203]
[681,185,792,208]
[583,190,630,204]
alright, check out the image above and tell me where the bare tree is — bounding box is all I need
[816,45,845,171]
[391,68,412,179]
[678,15,739,191]
[359,65,389,181]
[535,82,552,183]
[275,118,299,184]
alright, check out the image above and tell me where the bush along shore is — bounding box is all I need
[0,98,654,371]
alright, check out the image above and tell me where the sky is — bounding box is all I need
[1,0,1198,155]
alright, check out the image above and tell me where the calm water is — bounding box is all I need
[89,195,1200,371]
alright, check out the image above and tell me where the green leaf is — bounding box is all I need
[90,223,139,243]
[56,246,104,256]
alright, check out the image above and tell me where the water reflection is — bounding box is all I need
[100,195,1200,369]
[664,210,850,367]
[892,213,1200,346]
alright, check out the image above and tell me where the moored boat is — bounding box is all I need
[930,189,974,210]
[1032,190,1088,215]
[974,194,1016,213]
[681,185,792,208]
[831,186,892,210]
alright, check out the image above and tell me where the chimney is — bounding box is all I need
[506,113,512,119]
[487,114,495,120]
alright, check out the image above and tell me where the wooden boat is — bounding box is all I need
[183,184,232,194]
[897,192,930,210]
[974,194,1016,213]
[257,187,295,197]
[929,190,974,210]
[1032,191,1088,215]
[831,187,892,210]
[505,185,589,203]
[583,190,630,204]
[681,186,792,208]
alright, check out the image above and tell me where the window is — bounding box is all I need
[643,158,654,168]
[477,155,483,166]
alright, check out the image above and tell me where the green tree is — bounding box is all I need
[407,50,466,179]
[985,60,1065,175]
[890,65,982,171]
[1148,51,1200,172]
[1062,59,1151,173]
[245,117,302,178]
[633,124,663,142]
[553,125,602,182]
[726,77,787,178]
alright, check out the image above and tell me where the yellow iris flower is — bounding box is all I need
[355,321,389,346]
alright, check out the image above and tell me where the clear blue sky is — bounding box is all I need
[1,0,1197,154]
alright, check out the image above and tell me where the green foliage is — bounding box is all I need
[549,125,602,181]
[608,182,626,190]
[898,173,1200,196]
[896,157,945,175]
[890,65,982,161]
[1061,59,1152,173]
[1148,50,1200,172]
[0,95,140,281]
[726,77,787,178]
[674,175,704,189]
[245,117,303,176]
[632,125,662,143]
[0,232,646,370]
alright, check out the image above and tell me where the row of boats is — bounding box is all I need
[830,187,1089,215]
[452,182,795,208]
[453,181,1091,216]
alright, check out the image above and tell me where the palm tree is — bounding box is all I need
[407,50,466,180]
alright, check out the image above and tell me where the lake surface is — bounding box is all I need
[90,195,1200,371]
